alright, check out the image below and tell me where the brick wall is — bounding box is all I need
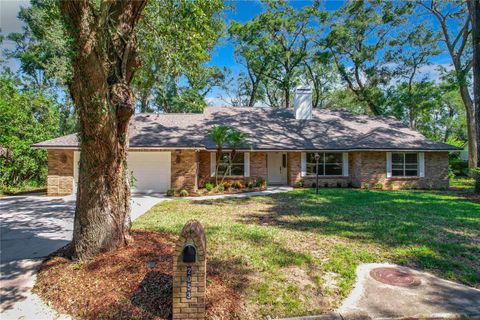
[46,149,449,196]
[47,150,74,196]
[172,220,207,320]
[287,151,448,189]
[197,151,211,188]
[171,150,198,193]
[250,152,267,181]
[352,151,449,190]
[287,152,351,187]
[196,151,267,187]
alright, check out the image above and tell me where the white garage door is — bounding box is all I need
[127,152,171,193]
[73,151,171,194]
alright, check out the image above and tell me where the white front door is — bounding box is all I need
[267,152,287,185]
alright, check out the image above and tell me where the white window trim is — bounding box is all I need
[302,152,346,177]
[301,152,307,177]
[210,152,216,177]
[388,152,424,178]
[419,152,425,177]
[244,152,250,177]
[386,152,392,178]
[342,152,349,177]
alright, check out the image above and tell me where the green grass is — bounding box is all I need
[450,177,475,190]
[133,186,479,318]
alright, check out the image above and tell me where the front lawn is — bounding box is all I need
[133,187,480,318]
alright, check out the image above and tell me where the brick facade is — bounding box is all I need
[171,150,198,193]
[47,150,74,196]
[197,151,211,188]
[172,220,207,320]
[352,151,449,190]
[287,151,448,189]
[250,152,267,182]
[46,149,450,196]
[196,151,268,187]
[287,152,351,188]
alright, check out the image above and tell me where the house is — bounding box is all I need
[33,89,459,196]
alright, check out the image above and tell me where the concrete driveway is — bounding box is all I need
[0,193,166,319]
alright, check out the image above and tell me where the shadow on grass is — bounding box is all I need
[231,188,480,286]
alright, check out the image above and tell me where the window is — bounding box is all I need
[217,152,245,176]
[392,153,418,177]
[306,152,343,176]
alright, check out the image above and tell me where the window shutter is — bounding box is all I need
[244,152,250,177]
[342,152,349,177]
[386,152,392,178]
[419,152,425,177]
[210,152,216,177]
[301,152,307,177]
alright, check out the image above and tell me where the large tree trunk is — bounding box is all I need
[468,0,480,191]
[61,0,147,260]
[460,86,478,168]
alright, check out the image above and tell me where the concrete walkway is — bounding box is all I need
[338,263,480,318]
[186,186,293,201]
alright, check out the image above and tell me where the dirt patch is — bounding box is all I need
[33,231,241,320]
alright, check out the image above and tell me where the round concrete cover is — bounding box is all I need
[370,267,421,288]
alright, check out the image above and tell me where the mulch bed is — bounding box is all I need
[33,231,241,320]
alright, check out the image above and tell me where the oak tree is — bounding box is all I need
[418,0,477,168]
[60,0,147,260]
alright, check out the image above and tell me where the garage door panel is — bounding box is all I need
[127,152,171,193]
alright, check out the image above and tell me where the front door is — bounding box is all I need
[267,152,287,185]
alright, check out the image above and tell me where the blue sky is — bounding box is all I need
[0,0,455,106]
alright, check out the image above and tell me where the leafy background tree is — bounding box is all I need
[134,0,225,113]
[1,0,477,196]
[0,72,59,188]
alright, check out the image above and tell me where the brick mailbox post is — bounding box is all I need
[172,219,207,319]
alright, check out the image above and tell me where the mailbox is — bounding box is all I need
[182,244,196,263]
[173,220,206,319]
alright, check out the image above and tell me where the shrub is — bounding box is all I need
[447,164,455,180]
[296,180,304,188]
[179,189,189,197]
[449,159,469,177]
[362,182,370,190]
[223,181,232,190]
[166,189,175,197]
[1,185,18,195]
[233,180,243,189]
[216,184,225,192]
[255,177,266,188]
[205,182,214,192]
[323,182,329,188]
[400,184,414,190]
[247,181,254,189]
[471,167,480,193]
[374,182,383,190]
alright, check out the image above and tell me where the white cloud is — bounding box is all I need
[414,63,454,83]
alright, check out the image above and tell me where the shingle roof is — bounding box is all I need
[32,107,459,151]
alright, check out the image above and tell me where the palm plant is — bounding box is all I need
[208,125,246,185]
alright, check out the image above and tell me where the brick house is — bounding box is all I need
[33,89,458,196]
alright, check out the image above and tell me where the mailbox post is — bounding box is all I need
[172,220,207,320]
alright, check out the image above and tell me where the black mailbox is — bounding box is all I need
[182,244,196,263]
